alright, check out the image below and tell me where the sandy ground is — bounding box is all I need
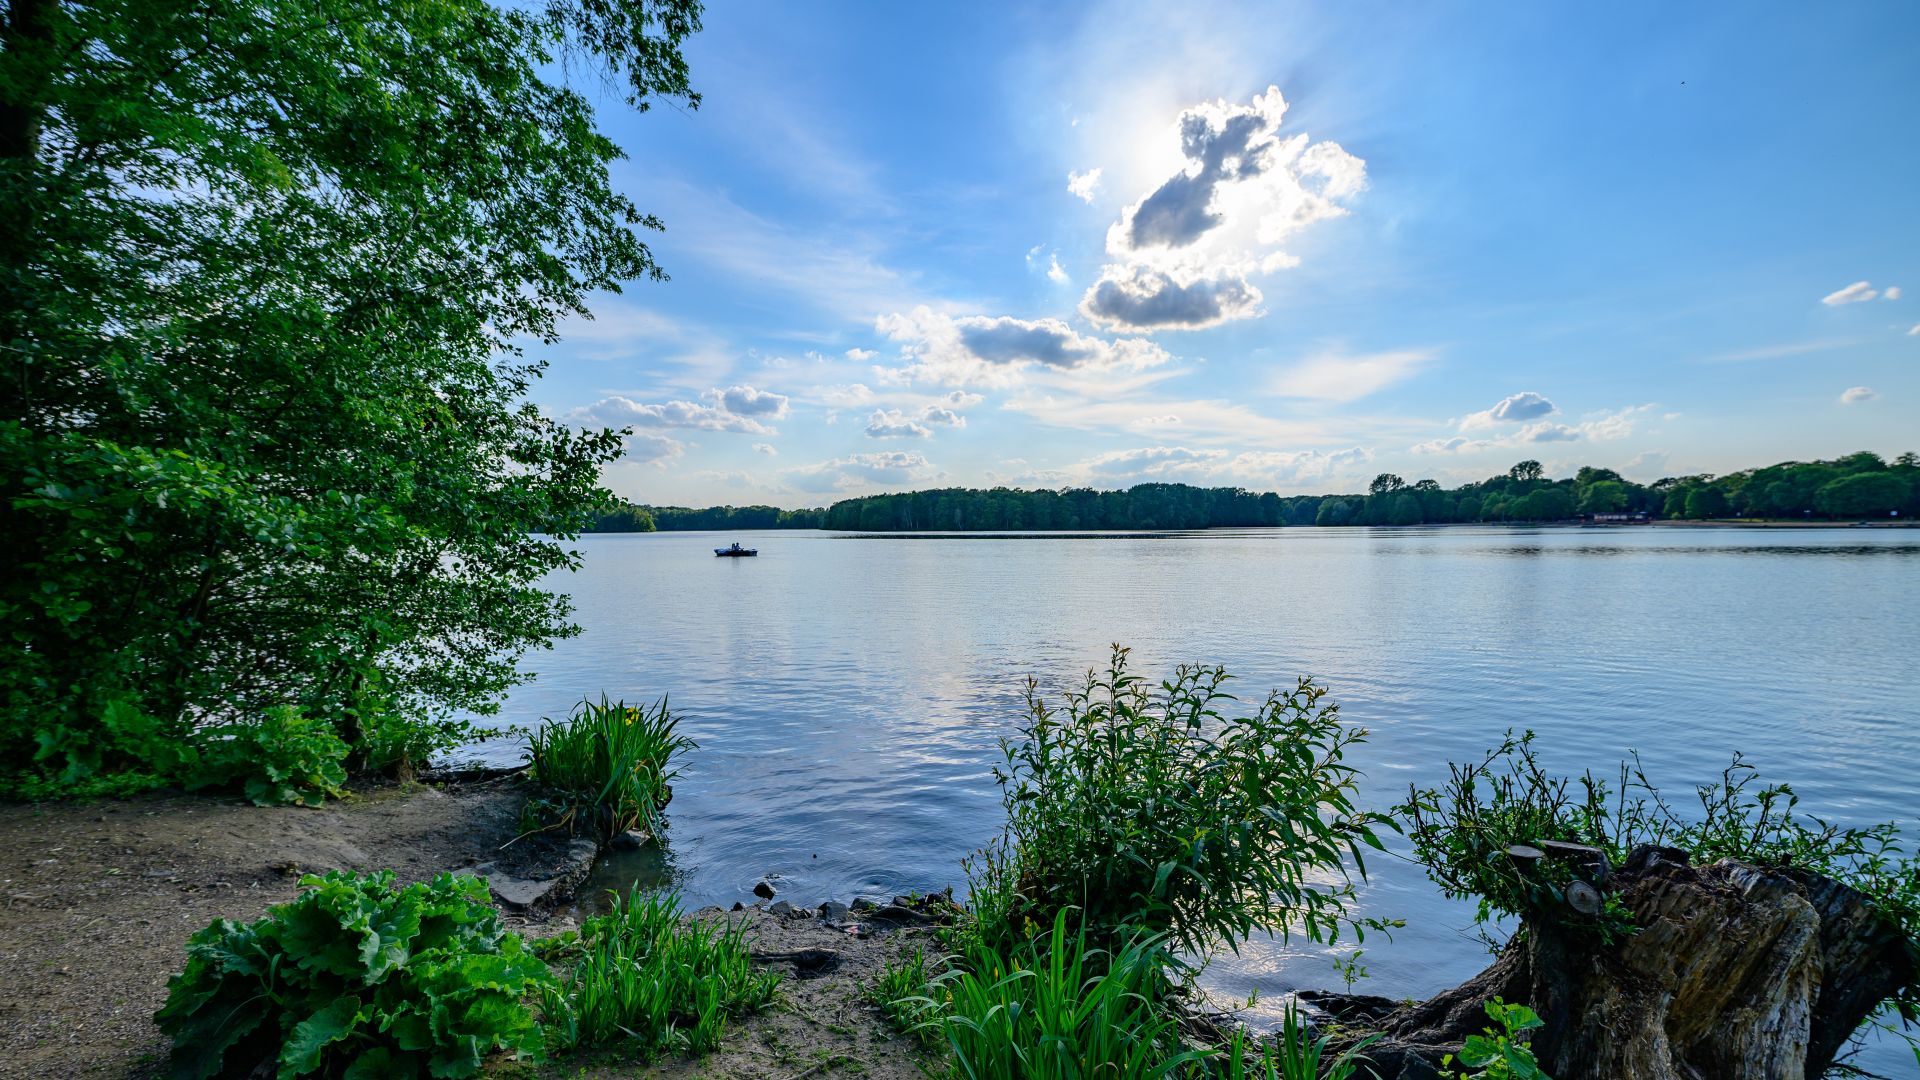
[0,783,932,1080]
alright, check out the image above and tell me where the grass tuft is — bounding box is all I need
[525,696,692,840]
[540,889,779,1058]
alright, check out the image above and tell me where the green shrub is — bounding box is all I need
[525,696,692,839]
[155,870,551,1078]
[1398,732,1919,950]
[1443,1000,1551,1080]
[187,706,350,807]
[969,646,1396,954]
[928,910,1202,1080]
[1216,1005,1377,1080]
[541,889,780,1057]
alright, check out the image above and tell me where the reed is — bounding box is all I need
[525,695,692,839]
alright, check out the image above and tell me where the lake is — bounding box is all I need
[469,525,1919,1069]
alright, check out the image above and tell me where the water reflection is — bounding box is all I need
[473,526,1919,1074]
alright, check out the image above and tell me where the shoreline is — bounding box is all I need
[0,782,934,1079]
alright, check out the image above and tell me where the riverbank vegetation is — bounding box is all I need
[582,451,1920,534]
[0,0,702,801]
[523,697,691,842]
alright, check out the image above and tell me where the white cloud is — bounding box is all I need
[1460,391,1558,430]
[820,383,878,407]
[620,432,686,467]
[845,347,877,362]
[865,409,933,439]
[864,401,969,439]
[1886,286,1903,300]
[1067,168,1103,203]
[753,443,778,456]
[705,384,791,418]
[1909,323,1920,336]
[568,395,775,435]
[1080,264,1262,330]
[875,306,1173,388]
[1080,86,1364,333]
[1839,386,1878,404]
[1625,450,1670,477]
[1030,444,1374,490]
[784,451,938,494]
[1267,349,1432,403]
[1822,281,1878,306]
[1413,404,1656,453]
[1047,253,1070,285]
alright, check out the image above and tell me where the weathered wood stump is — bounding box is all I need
[1307,845,1913,1079]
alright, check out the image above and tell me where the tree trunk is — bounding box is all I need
[1306,846,1913,1080]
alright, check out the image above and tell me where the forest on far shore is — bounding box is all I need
[589,451,1919,533]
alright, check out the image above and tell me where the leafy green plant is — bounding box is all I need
[968,646,1396,955]
[525,696,692,840]
[1331,950,1369,992]
[927,910,1203,1080]
[187,707,350,807]
[870,944,944,1045]
[1216,1005,1378,1080]
[1442,1000,1550,1080]
[1399,734,1918,1050]
[155,871,551,1078]
[540,889,780,1057]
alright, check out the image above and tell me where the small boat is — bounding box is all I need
[714,542,758,557]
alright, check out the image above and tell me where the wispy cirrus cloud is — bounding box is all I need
[1267,349,1433,403]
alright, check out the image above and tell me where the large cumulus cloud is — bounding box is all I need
[874,307,1172,387]
[1082,86,1365,333]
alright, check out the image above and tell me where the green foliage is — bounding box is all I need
[187,707,350,807]
[968,646,1394,956]
[924,911,1203,1080]
[524,697,692,839]
[1399,734,1919,1027]
[802,450,1920,531]
[1443,1001,1551,1080]
[540,889,779,1057]
[869,945,944,1046]
[1216,1005,1378,1080]
[0,0,703,792]
[592,501,824,531]
[155,871,551,1079]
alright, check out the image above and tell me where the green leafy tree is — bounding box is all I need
[1576,480,1628,514]
[1509,460,1545,483]
[2,0,703,788]
[1684,487,1730,520]
[1816,472,1909,518]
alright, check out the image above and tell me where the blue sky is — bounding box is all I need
[532,1,1920,509]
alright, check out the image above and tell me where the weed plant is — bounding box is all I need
[541,889,779,1057]
[1216,1005,1378,1080]
[969,646,1396,956]
[1441,1000,1550,1079]
[186,706,349,807]
[525,696,692,839]
[928,910,1203,1079]
[155,871,550,1078]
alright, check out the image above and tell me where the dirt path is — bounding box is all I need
[0,785,932,1080]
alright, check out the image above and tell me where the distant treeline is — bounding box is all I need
[588,451,1918,533]
[589,504,826,532]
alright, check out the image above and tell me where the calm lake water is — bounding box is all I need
[470,526,1919,1068]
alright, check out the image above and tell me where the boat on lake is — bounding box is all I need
[714,543,757,557]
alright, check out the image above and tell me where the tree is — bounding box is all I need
[1370,473,1407,496]
[1815,473,1909,518]
[2,0,704,786]
[1577,480,1628,515]
[1685,487,1730,520]
[1509,460,1544,483]
[1388,492,1423,526]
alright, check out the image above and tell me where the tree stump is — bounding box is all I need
[1307,845,1913,1079]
